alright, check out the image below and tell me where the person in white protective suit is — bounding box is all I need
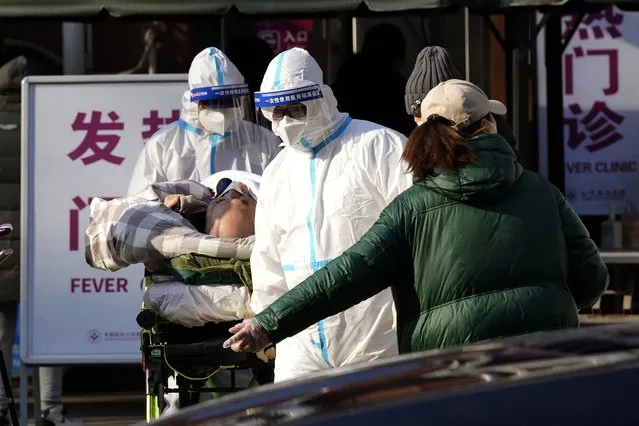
[247,47,414,383]
[127,47,280,196]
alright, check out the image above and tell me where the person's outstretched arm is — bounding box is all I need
[255,199,411,344]
[552,185,609,308]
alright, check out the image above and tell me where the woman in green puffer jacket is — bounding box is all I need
[223,79,609,355]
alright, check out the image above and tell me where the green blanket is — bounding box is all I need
[156,254,252,294]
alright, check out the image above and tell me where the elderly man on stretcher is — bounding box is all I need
[86,170,263,323]
[84,170,274,411]
[145,171,261,328]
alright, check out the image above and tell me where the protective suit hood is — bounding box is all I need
[188,47,245,92]
[187,47,250,136]
[257,48,346,152]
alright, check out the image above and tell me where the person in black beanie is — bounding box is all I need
[405,46,517,149]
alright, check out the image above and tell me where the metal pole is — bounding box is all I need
[511,52,521,145]
[19,363,27,426]
[340,14,353,63]
[62,23,86,75]
[505,12,522,147]
[505,13,515,128]
[545,12,564,192]
[323,19,333,84]
[85,24,93,70]
[32,369,41,422]
[352,17,358,54]
[464,7,471,80]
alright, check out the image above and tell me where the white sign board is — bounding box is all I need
[21,74,187,364]
[537,7,639,215]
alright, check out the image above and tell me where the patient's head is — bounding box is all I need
[205,181,256,238]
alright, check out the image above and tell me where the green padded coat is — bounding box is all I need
[255,134,609,353]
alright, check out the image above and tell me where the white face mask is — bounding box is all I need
[198,109,239,135]
[272,116,312,152]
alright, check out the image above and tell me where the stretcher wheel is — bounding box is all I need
[137,310,156,329]
[157,383,166,411]
[145,367,164,422]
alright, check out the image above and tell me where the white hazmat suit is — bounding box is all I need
[127,47,280,196]
[250,48,413,382]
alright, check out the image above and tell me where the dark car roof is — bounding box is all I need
[141,324,639,426]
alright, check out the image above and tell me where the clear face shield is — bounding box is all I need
[190,84,255,136]
[254,84,336,152]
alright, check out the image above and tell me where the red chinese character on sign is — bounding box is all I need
[564,101,625,152]
[69,196,116,251]
[141,110,180,139]
[564,47,619,96]
[563,6,623,42]
[69,111,125,165]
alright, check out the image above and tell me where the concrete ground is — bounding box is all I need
[17,394,143,426]
[11,365,146,426]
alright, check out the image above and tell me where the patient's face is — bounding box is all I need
[206,182,257,238]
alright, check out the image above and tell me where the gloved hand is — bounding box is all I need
[223,318,272,353]
[255,346,277,363]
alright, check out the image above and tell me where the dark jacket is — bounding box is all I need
[493,114,517,148]
[0,56,27,302]
[255,134,609,353]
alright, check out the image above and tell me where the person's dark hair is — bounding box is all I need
[492,114,517,148]
[361,23,405,64]
[225,36,273,94]
[402,115,492,180]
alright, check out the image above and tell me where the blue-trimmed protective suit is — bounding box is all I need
[250,48,413,382]
[127,47,280,196]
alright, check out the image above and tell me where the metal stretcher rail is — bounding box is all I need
[163,338,245,362]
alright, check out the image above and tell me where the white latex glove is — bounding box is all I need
[223,318,272,353]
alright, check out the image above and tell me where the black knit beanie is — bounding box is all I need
[405,46,461,115]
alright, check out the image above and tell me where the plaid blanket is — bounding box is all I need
[85,180,255,272]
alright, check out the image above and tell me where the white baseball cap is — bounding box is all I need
[419,79,507,130]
